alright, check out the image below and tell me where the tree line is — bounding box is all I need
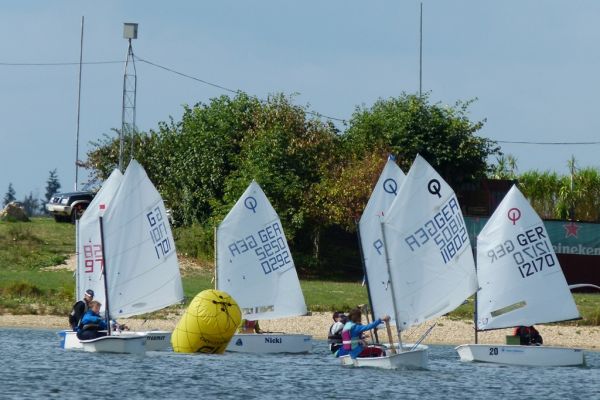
[82,92,498,274]
[2,169,61,216]
[71,91,600,273]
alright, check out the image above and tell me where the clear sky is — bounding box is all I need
[2,1,600,202]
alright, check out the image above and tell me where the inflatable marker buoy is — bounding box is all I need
[171,289,241,354]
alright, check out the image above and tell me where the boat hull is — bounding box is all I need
[60,330,171,351]
[339,344,429,369]
[226,333,312,353]
[80,335,146,355]
[455,344,585,366]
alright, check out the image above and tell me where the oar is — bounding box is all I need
[385,319,397,355]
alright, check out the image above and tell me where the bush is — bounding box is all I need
[173,223,214,261]
[2,281,43,297]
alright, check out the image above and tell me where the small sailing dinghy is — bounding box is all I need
[341,155,477,369]
[60,168,123,351]
[455,185,585,366]
[340,156,427,369]
[216,180,312,353]
[79,160,184,354]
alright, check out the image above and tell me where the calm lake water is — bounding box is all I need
[1,328,598,399]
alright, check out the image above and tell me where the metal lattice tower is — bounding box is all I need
[120,23,138,172]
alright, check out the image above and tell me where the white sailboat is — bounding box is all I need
[60,168,123,351]
[79,160,184,354]
[455,185,585,366]
[341,156,426,369]
[216,180,312,353]
[342,155,477,369]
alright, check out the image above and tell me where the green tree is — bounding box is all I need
[83,93,340,263]
[343,93,500,187]
[44,169,61,202]
[3,183,16,207]
[489,154,519,180]
[22,192,39,216]
[215,94,341,261]
[311,149,390,231]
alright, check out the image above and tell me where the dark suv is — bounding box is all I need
[45,191,95,223]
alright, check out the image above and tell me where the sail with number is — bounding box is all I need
[476,185,580,330]
[358,157,405,324]
[382,154,477,330]
[76,169,123,313]
[216,180,307,320]
[101,160,183,319]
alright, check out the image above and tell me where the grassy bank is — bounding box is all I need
[1,218,599,326]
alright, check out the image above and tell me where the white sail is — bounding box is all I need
[358,157,405,323]
[101,160,183,319]
[382,154,477,330]
[476,185,580,330]
[76,169,123,313]
[216,180,307,320]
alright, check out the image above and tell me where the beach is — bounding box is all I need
[2,313,598,350]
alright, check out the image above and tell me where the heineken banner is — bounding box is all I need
[465,217,600,256]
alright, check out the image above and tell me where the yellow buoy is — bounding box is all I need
[171,289,241,354]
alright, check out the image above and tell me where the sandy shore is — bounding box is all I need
[1,313,598,350]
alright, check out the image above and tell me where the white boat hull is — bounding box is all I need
[80,335,146,355]
[455,344,585,367]
[59,330,171,351]
[226,333,312,353]
[59,330,83,350]
[131,331,171,351]
[339,344,429,369]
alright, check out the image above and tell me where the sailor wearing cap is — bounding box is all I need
[68,289,95,331]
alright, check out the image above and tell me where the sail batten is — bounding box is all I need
[216,180,307,320]
[476,185,580,330]
[382,155,478,331]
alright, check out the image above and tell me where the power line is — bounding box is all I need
[1,55,348,123]
[0,60,121,66]
[135,56,239,94]
[135,55,348,123]
[5,57,600,133]
[497,140,600,145]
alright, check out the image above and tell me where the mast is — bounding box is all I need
[98,216,111,336]
[471,217,478,344]
[473,256,478,344]
[419,2,423,97]
[355,220,379,343]
[74,219,80,300]
[380,221,403,351]
[74,16,84,191]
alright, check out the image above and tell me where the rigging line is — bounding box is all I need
[135,55,347,123]
[496,140,600,145]
[0,61,122,66]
